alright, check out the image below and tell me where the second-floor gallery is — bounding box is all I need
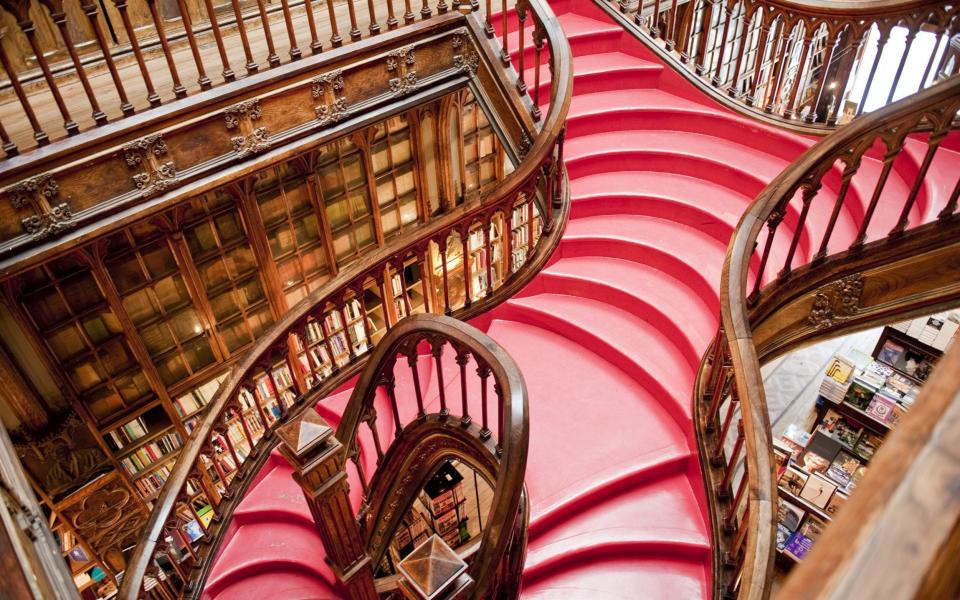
[1,0,959,599]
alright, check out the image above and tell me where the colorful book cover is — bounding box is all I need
[844,379,876,409]
[853,432,882,461]
[843,464,868,494]
[826,451,861,488]
[826,492,848,517]
[784,531,814,560]
[877,340,905,367]
[865,393,897,422]
[779,467,809,497]
[799,473,837,509]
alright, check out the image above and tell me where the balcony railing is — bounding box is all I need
[694,75,960,599]
[592,0,960,131]
[115,0,571,596]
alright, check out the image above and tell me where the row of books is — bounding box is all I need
[173,375,227,419]
[120,431,183,476]
[135,462,173,497]
[107,416,149,449]
[819,354,918,426]
[892,313,959,351]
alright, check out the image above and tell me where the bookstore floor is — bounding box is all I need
[764,312,958,584]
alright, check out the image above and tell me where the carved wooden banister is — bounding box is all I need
[593,0,960,133]
[116,1,570,597]
[693,76,960,599]
[329,313,529,598]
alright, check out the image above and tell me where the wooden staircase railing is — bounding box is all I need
[115,0,571,596]
[592,0,960,132]
[329,313,530,597]
[693,75,960,599]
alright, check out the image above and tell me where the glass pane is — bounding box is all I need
[142,244,177,279]
[187,222,219,255]
[278,257,304,289]
[98,339,135,373]
[86,386,122,421]
[268,224,297,257]
[182,336,216,371]
[200,259,230,290]
[258,192,287,227]
[284,181,312,214]
[140,322,175,355]
[209,291,241,321]
[349,189,370,217]
[319,165,344,198]
[168,308,204,342]
[82,311,122,344]
[123,289,159,325]
[355,219,375,248]
[215,212,243,243]
[372,140,390,174]
[61,273,102,313]
[400,196,419,225]
[153,276,190,311]
[156,353,188,386]
[219,319,250,353]
[391,132,412,164]
[333,232,353,259]
[301,247,326,276]
[48,326,86,361]
[28,291,69,330]
[326,196,349,229]
[110,257,145,294]
[376,176,396,208]
[294,214,320,246]
[70,360,104,392]
[116,371,151,403]
[237,277,266,307]
[396,167,415,196]
[247,307,273,337]
[343,154,365,189]
[381,209,399,236]
[224,246,257,278]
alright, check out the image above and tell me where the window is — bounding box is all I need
[371,115,420,240]
[183,193,274,355]
[315,137,377,267]
[103,224,216,389]
[255,164,332,306]
[461,95,500,196]
[18,256,153,422]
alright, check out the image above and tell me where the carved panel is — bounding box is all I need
[807,273,864,329]
[452,32,479,74]
[61,476,147,558]
[12,413,110,501]
[311,70,350,126]
[3,173,75,241]
[387,45,419,97]
[122,134,179,197]
[224,98,270,158]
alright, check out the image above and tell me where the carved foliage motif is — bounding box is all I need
[452,33,479,74]
[122,133,178,197]
[386,45,418,97]
[808,273,865,329]
[311,70,350,126]
[4,173,75,241]
[224,98,270,157]
[13,414,109,501]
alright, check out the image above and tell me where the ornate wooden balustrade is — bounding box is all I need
[114,0,570,596]
[692,76,960,599]
[326,313,529,597]
[593,0,960,131]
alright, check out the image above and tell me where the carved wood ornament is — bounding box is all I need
[224,98,270,157]
[4,173,75,241]
[387,45,419,97]
[123,133,178,197]
[807,273,865,329]
[311,70,350,126]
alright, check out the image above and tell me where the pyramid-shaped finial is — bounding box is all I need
[397,534,468,599]
[277,408,333,456]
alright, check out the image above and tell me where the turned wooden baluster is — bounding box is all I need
[725,4,754,97]
[302,0,323,53]
[254,0,281,66]
[326,0,343,47]
[402,0,414,24]
[357,289,374,351]
[382,371,402,436]
[813,156,860,262]
[146,0,188,97]
[363,408,385,463]
[110,0,163,104]
[483,220,494,297]
[747,207,784,304]
[173,0,212,89]
[764,22,795,114]
[477,362,491,439]
[677,0,700,63]
[746,13,775,106]
[462,227,474,307]
[484,0,493,35]
[719,421,744,491]
[891,127,949,236]
[806,27,841,124]
[724,465,748,532]
[851,134,907,249]
[855,25,892,116]
[937,178,960,221]
[457,348,472,425]
[647,0,662,36]
[431,339,448,416]
[279,0,302,59]
[366,0,380,33]
[38,0,108,121]
[227,0,258,73]
[440,237,452,315]
[1,0,79,131]
[532,26,545,121]
[339,303,358,360]
[712,386,739,466]
[500,0,509,64]
[344,0,361,41]
[710,0,736,85]
[384,0,397,29]
[199,0,236,81]
[517,1,527,94]
[666,0,680,50]
[0,116,18,155]
[778,183,820,279]
[784,25,815,118]
[884,27,919,105]
[319,316,340,370]
[419,0,429,19]
[408,349,426,418]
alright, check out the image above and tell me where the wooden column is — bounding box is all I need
[277,408,378,600]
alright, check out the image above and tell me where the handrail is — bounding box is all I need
[776,338,960,599]
[118,0,571,596]
[592,0,959,132]
[693,76,960,599]
[336,313,528,597]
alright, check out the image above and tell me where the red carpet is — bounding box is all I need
[202,3,960,598]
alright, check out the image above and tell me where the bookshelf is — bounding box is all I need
[773,314,956,569]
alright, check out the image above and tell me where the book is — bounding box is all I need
[777,497,805,535]
[784,516,826,560]
[826,450,861,487]
[780,424,811,460]
[773,443,791,479]
[825,492,847,517]
[843,464,868,494]
[865,392,898,422]
[877,339,905,367]
[853,431,882,461]
[824,355,855,384]
[844,379,877,409]
[779,466,809,496]
[799,473,837,509]
[819,409,862,448]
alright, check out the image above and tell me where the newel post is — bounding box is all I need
[277,408,378,599]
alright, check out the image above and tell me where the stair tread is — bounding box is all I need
[565,214,728,265]
[570,170,749,217]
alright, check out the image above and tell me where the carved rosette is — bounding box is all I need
[386,45,418,97]
[452,33,479,75]
[311,70,350,126]
[122,133,178,197]
[808,273,865,329]
[224,98,270,157]
[4,173,75,241]
[63,479,146,557]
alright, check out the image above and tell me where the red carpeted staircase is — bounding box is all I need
[201,2,960,598]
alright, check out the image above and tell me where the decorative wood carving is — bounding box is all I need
[807,273,864,329]
[61,476,147,559]
[387,45,419,97]
[122,134,178,197]
[3,173,75,241]
[452,31,479,74]
[224,98,270,158]
[11,414,110,501]
[311,70,350,126]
